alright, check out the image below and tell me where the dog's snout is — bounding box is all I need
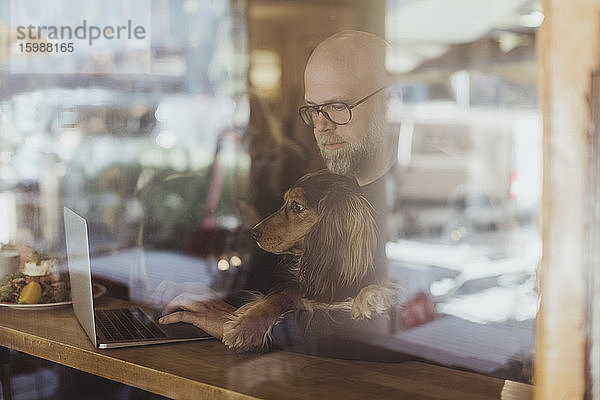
[251,226,262,241]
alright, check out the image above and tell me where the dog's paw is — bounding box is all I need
[351,283,400,320]
[222,315,270,352]
[222,293,296,352]
[222,310,276,352]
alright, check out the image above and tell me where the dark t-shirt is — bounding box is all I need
[359,172,389,280]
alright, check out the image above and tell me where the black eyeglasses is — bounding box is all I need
[298,86,386,129]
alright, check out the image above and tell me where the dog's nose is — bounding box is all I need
[251,227,262,241]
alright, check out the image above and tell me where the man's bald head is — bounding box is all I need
[305,30,389,99]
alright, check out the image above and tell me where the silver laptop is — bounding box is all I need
[64,206,213,349]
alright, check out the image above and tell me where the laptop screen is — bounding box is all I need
[64,207,98,347]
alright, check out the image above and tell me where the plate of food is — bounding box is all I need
[0,250,106,310]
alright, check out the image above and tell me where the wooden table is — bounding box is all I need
[0,296,533,400]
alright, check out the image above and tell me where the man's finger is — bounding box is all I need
[162,293,199,315]
[162,300,186,316]
[162,292,220,316]
[158,306,230,339]
[158,311,193,325]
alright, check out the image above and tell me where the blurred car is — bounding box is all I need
[388,100,541,239]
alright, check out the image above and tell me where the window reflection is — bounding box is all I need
[383,0,541,383]
[0,0,248,250]
[0,0,541,388]
[0,0,251,309]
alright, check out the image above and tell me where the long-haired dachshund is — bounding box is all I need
[222,170,399,352]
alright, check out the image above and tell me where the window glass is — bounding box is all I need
[384,0,541,382]
[0,0,248,300]
[0,0,540,389]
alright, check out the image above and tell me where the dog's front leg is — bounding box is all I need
[222,292,296,352]
[351,282,400,320]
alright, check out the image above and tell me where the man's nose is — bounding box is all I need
[313,112,336,132]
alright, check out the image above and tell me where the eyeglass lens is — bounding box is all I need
[301,103,351,127]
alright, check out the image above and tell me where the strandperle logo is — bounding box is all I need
[10,0,151,74]
[16,19,147,46]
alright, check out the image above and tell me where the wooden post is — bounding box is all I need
[588,70,600,400]
[536,1,600,399]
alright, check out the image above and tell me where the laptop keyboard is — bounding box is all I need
[95,308,167,342]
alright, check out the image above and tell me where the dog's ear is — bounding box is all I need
[299,182,378,301]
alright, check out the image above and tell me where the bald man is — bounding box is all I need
[157,31,421,360]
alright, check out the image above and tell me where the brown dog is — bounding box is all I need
[222,170,399,352]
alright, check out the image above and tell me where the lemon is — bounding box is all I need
[18,281,42,304]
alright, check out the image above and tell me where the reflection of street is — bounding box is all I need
[391,315,533,382]
[388,226,539,323]
[386,226,539,383]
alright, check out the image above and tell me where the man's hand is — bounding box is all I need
[158,292,236,340]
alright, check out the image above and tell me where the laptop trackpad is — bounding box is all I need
[161,321,210,338]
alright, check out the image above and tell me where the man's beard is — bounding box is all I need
[318,111,385,176]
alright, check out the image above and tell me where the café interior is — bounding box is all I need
[0,0,598,399]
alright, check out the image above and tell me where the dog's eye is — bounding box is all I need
[290,201,306,214]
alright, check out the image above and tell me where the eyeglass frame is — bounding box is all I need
[298,86,387,128]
